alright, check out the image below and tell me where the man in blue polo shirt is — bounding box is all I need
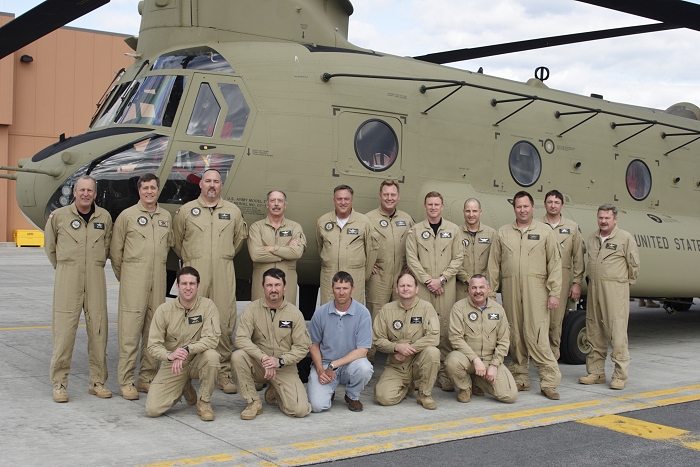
[308,271,374,412]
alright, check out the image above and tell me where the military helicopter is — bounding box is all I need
[1,0,699,365]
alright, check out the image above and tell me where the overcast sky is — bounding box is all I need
[3,0,699,110]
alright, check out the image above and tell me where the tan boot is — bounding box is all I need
[610,378,626,390]
[416,392,437,410]
[472,381,484,397]
[541,387,560,400]
[136,381,150,393]
[241,400,263,420]
[89,383,112,399]
[218,376,238,394]
[120,384,139,400]
[182,379,197,405]
[638,299,646,307]
[264,385,277,405]
[53,386,69,403]
[516,382,530,392]
[457,389,471,403]
[579,374,606,385]
[197,400,215,421]
[437,373,454,392]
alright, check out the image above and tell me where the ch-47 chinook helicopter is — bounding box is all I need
[1,0,699,364]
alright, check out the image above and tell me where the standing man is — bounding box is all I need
[488,191,562,400]
[247,190,306,304]
[307,272,374,412]
[232,268,312,420]
[316,185,377,305]
[445,275,517,404]
[366,180,414,361]
[373,272,440,410]
[45,175,112,402]
[173,168,247,394]
[456,198,496,301]
[145,267,221,421]
[111,173,172,400]
[405,191,463,391]
[580,204,639,390]
[538,190,585,360]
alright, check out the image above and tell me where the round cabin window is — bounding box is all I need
[508,141,541,187]
[354,119,398,172]
[626,159,652,200]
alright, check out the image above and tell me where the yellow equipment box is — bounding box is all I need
[14,230,44,248]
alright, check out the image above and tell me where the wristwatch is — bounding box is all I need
[278,357,285,367]
[182,345,190,355]
[327,362,337,371]
[439,276,447,285]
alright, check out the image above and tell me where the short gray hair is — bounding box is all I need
[598,203,618,217]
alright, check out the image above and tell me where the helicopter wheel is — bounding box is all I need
[560,309,590,365]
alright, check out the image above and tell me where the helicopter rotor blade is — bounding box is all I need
[575,0,700,32]
[413,22,677,64]
[0,0,110,60]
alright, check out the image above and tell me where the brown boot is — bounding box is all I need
[516,382,530,392]
[136,381,150,393]
[182,379,197,405]
[541,387,560,400]
[241,400,263,420]
[472,382,484,397]
[405,381,416,398]
[197,400,215,421]
[264,385,277,405]
[416,392,437,410]
[437,373,454,392]
[457,389,471,403]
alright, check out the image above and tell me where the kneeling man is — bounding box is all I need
[445,274,517,404]
[232,268,312,420]
[146,267,221,421]
[308,271,374,412]
[373,272,440,409]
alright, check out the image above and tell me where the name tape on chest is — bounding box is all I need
[468,312,479,322]
[488,313,500,320]
[93,222,105,230]
[347,228,359,235]
[559,228,570,234]
[478,237,491,244]
[379,220,389,228]
[158,220,169,228]
[219,213,231,220]
[137,216,148,226]
[188,315,202,324]
[605,243,618,250]
[396,220,407,226]
[392,319,403,330]
[279,230,292,237]
[410,316,423,324]
[191,207,201,217]
[70,219,81,230]
[279,320,292,328]
[440,232,452,238]
[527,234,540,240]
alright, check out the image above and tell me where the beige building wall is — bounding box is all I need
[0,12,134,242]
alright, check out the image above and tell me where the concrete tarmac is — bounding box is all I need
[1,245,699,466]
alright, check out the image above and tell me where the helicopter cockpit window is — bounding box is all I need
[115,75,187,127]
[92,81,131,129]
[151,47,235,74]
[217,83,250,140]
[45,135,170,221]
[158,151,236,205]
[508,141,541,187]
[626,159,652,201]
[354,119,398,172]
[186,83,221,137]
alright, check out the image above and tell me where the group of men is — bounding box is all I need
[44,171,640,421]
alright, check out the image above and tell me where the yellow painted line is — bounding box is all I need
[577,414,700,452]
[654,393,700,406]
[281,442,398,465]
[0,322,118,331]
[139,453,235,466]
[432,423,517,440]
[491,400,600,420]
[616,384,700,400]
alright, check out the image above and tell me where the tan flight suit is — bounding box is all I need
[111,201,172,388]
[173,197,247,382]
[538,215,585,360]
[45,203,112,390]
[488,220,562,390]
[585,226,639,382]
[145,296,221,417]
[456,223,496,301]
[445,297,517,403]
[365,208,414,318]
[247,217,306,304]
[405,218,463,363]
[232,299,312,417]
[373,297,440,405]
[316,209,378,305]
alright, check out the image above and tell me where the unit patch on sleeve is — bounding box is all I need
[279,320,292,328]
[93,222,105,230]
[218,213,231,220]
[440,232,452,238]
[392,320,403,330]
[188,315,202,324]
[527,234,540,240]
[468,312,479,322]
[410,317,423,324]
[137,216,148,226]
[488,313,500,320]
[279,230,292,237]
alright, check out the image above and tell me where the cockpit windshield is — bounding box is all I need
[113,75,187,127]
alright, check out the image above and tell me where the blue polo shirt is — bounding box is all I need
[309,299,372,365]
